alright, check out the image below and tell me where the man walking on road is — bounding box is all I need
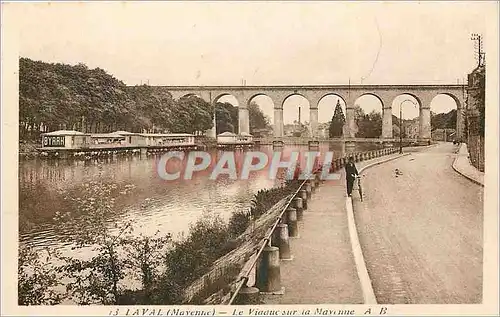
[345,156,358,197]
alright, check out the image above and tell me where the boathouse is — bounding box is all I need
[217,132,254,147]
[140,133,195,147]
[40,130,90,149]
[90,132,128,147]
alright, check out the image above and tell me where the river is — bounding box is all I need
[18,143,380,253]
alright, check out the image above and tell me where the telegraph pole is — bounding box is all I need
[471,33,484,67]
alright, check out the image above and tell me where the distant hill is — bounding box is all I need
[431,109,457,130]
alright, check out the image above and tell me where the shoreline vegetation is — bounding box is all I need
[18,172,302,305]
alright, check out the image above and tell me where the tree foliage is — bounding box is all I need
[248,102,272,134]
[328,100,345,138]
[215,102,238,134]
[18,247,63,305]
[469,66,485,135]
[353,106,382,138]
[431,109,457,131]
[19,58,214,140]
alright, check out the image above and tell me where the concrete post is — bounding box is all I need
[293,197,304,221]
[300,189,308,210]
[305,183,312,199]
[256,246,284,294]
[273,224,292,260]
[308,178,316,193]
[286,207,298,237]
[234,286,260,304]
[315,172,322,185]
[274,108,284,137]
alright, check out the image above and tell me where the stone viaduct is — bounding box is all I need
[159,84,466,142]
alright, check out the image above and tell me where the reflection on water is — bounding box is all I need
[19,143,380,252]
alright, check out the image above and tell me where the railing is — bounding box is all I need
[227,170,314,305]
[253,137,424,144]
[226,146,400,304]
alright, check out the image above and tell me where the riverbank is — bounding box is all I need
[18,174,301,305]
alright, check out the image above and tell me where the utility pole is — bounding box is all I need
[471,33,484,67]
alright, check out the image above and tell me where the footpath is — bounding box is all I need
[261,152,403,304]
[452,143,484,186]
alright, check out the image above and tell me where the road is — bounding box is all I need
[352,143,483,304]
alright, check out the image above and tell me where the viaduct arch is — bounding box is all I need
[163,84,466,142]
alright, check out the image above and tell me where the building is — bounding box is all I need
[403,118,420,139]
[317,122,331,139]
[217,132,253,146]
[141,133,195,147]
[90,132,128,147]
[251,127,273,138]
[431,128,456,142]
[40,130,90,149]
[283,124,297,137]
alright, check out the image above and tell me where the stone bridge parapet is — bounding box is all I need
[153,84,466,142]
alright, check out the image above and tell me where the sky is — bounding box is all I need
[7,1,494,123]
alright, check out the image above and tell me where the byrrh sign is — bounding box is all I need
[43,136,65,147]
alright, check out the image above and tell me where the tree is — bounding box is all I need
[328,100,345,138]
[172,96,213,134]
[248,102,272,134]
[355,109,382,138]
[19,57,217,139]
[215,102,236,133]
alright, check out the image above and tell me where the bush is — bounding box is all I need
[162,215,230,288]
[19,176,305,305]
[227,209,251,238]
[18,247,63,305]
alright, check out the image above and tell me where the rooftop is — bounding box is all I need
[42,130,88,136]
[140,133,194,137]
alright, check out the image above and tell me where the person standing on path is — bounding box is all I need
[345,156,359,197]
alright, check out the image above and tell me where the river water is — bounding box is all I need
[19,143,380,253]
